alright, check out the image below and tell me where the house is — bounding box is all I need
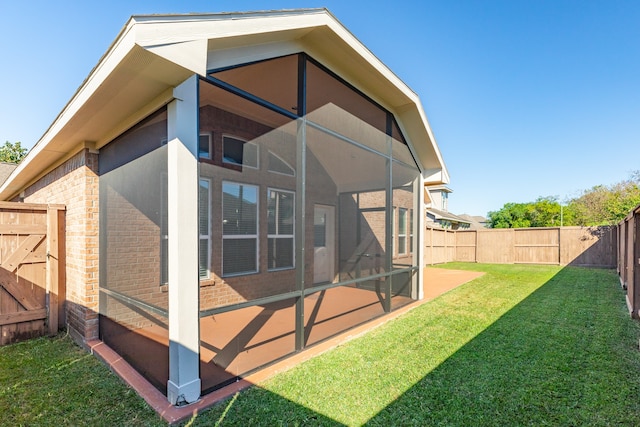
[0,9,449,406]
[458,214,489,229]
[425,184,470,229]
[0,162,17,186]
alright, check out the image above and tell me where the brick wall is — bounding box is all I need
[23,148,100,341]
[199,106,300,310]
[101,184,167,330]
[98,111,168,334]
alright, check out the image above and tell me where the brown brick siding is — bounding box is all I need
[101,185,167,330]
[23,148,100,341]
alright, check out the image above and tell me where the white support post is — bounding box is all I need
[166,74,201,405]
[415,173,426,300]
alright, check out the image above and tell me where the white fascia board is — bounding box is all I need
[396,103,449,179]
[322,17,417,103]
[412,103,450,180]
[133,12,326,49]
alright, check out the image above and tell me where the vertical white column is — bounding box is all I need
[166,75,201,405]
[415,173,426,300]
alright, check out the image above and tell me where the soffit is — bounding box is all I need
[0,45,191,199]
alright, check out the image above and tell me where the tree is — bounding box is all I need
[488,197,563,228]
[0,141,28,163]
[488,172,640,228]
[568,172,640,225]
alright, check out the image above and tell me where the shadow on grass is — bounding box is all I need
[366,266,640,426]
[186,265,640,426]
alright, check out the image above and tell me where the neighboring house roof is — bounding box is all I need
[0,8,449,200]
[458,214,488,223]
[458,214,489,229]
[0,162,17,186]
[427,208,471,225]
[426,184,452,193]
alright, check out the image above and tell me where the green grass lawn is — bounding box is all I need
[2,264,640,426]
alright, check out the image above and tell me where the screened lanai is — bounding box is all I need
[98,52,422,402]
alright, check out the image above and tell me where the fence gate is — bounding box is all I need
[0,202,65,345]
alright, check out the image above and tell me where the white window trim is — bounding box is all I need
[222,181,259,277]
[199,133,212,160]
[267,151,296,177]
[160,172,168,285]
[222,134,259,169]
[391,205,396,256]
[199,178,211,279]
[409,208,414,254]
[267,187,295,271]
[398,207,408,255]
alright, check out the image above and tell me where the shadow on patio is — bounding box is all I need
[192,265,640,426]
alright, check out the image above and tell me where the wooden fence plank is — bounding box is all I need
[20,253,46,264]
[0,234,45,272]
[0,308,47,326]
[427,226,616,267]
[46,208,60,336]
[0,224,47,234]
[0,201,64,211]
[0,203,64,345]
[0,268,42,310]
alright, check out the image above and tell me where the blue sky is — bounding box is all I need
[1,1,638,216]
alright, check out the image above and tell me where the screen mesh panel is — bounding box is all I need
[99,108,169,395]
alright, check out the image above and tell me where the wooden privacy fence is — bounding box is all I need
[0,202,65,345]
[425,226,616,268]
[618,204,640,318]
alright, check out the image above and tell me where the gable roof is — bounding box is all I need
[0,8,449,200]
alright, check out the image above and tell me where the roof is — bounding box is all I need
[457,214,489,229]
[458,214,488,223]
[0,163,17,187]
[426,184,453,193]
[0,9,449,200]
[427,208,471,224]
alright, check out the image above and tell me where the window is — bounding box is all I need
[391,206,395,254]
[160,174,168,285]
[223,135,258,168]
[222,182,258,276]
[267,189,295,270]
[199,133,212,159]
[398,208,407,255]
[442,191,448,211]
[409,208,414,254]
[268,151,295,176]
[199,179,211,279]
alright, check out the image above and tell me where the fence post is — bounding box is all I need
[430,227,433,265]
[558,227,562,265]
[474,230,478,262]
[46,207,61,336]
[634,211,640,318]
